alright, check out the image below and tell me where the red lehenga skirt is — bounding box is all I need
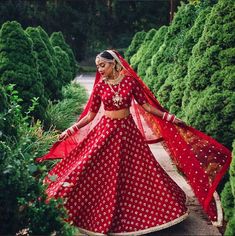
[45,114,189,235]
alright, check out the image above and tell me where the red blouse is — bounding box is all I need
[89,76,147,113]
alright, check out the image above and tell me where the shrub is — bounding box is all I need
[46,82,88,131]
[138,26,168,81]
[130,29,156,71]
[26,27,62,101]
[153,3,197,101]
[38,26,73,86]
[50,31,77,78]
[221,140,235,236]
[182,0,235,148]
[168,4,212,116]
[124,30,146,62]
[0,21,48,121]
[0,86,77,235]
[0,84,19,139]
[54,46,73,86]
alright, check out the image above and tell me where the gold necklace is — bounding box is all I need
[106,76,124,108]
[105,74,124,85]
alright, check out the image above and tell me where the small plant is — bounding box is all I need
[0,85,77,235]
[46,82,88,131]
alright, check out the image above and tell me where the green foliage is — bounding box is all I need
[46,82,88,131]
[152,3,197,102]
[130,29,157,71]
[222,141,235,236]
[225,213,235,236]
[221,182,234,221]
[168,5,212,115]
[54,46,73,86]
[140,2,198,101]
[37,26,56,58]
[0,21,48,121]
[230,144,235,199]
[124,31,146,62]
[50,31,77,78]
[138,26,168,81]
[182,0,235,148]
[26,27,62,101]
[0,84,19,139]
[0,0,171,60]
[0,86,76,235]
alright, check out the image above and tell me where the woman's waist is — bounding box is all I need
[104,108,130,119]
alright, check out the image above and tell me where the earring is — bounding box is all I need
[112,66,117,77]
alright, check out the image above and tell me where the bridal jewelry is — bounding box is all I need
[105,75,124,107]
[104,74,124,85]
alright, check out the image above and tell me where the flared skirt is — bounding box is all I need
[45,114,189,235]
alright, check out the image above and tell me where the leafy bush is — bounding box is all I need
[167,4,212,116]
[124,30,146,62]
[0,84,19,139]
[152,2,197,102]
[138,26,168,81]
[26,27,62,101]
[54,46,73,86]
[182,0,235,148]
[50,31,77,78]
[130,29,156,71]
[0,21,48,121]
[221,140,235,236]
[0,85,77,235]
[46,82,88,131]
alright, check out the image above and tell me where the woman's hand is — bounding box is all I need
[59,126,78,140]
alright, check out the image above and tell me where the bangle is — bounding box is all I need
[162,112,167,120]
[162,112,176,123]
[72,125,79,132]
[66,125,79,135]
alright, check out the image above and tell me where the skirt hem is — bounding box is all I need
[77,209,190,236]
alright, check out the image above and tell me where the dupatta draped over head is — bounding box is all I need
[36,50,231,227]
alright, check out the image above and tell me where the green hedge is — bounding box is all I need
[139,26,168,83]
[130,29,156,71]
[127,0,234,149]
[221,141,235,236]
[26,27,62,101]
[50,31,77,78]
[182,0,235,148]
[0,21,48,122]
[124,30,146,62]
[0,85,77,235]
[0,20,85,235]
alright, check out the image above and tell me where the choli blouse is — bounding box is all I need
[89,76,148,113]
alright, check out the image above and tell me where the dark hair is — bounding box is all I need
[99,50,114,60]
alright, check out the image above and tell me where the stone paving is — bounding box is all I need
[75,74,222,236]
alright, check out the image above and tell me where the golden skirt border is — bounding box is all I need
[77,209,190,236]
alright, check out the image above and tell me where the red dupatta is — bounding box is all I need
[36,50,231,227]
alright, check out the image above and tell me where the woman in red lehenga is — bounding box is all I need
[36,50,231,236]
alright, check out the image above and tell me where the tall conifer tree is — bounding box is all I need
[0,21,48,121]
[182,0,235,148]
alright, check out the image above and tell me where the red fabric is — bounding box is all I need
[44,115,188,234]
[89,75,147,113]
[36,50,231,225]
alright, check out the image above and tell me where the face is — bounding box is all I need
[95,57,114,78]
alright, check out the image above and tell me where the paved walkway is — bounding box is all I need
[75,74,222,236]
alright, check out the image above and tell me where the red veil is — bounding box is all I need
[36,50,231,226]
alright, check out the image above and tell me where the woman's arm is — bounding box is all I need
[59,111,97,140]
[142,103,185,125]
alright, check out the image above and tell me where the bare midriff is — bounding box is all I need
[104,108,130,119]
